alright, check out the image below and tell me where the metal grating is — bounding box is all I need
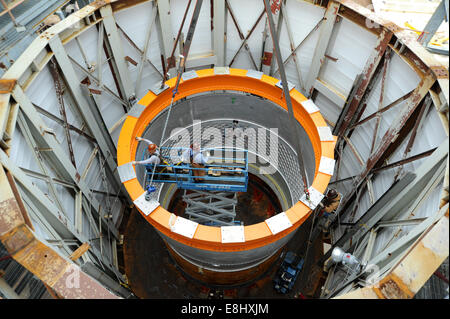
[149,117,305,205]
[0,241,49,299]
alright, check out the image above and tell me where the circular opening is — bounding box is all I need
[118,69,334,253]
[135,91,317,212]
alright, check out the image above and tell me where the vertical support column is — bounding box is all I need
[157,0,176,76]
[261,0,281,75]
[100,4,135,106]
[304,0,340,97]
[213,0,226,66]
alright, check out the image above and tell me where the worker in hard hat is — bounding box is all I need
[321,189,341,216]
[181,143,210,165]
[318,188,341,238]
[181,143,210,181]
[131,136,161,166]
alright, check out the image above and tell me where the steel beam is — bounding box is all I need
[0,277,19,299]
[213,0,226,66]
[322,138,448,264]
[49,59,77,168]
[226,0,258,69]
[16,111,69,219]
[349,89,414,130]
[48,35,121,191]
[334,28,393,137]
[279,0,305,92]
[369,202,448,277]
[116,23,164,81]
[227,8,265,68]
[376,218,426,228]
[272,17,324,77]
[369,49,391,154]
[68,55,128,108]
[156,0,175,76]
[0,152,122,278]
[18,190,74,258]
[330,148,436,185]
[360,230,376,265]
[335,206,448,299]
[135,4,158,95]
[392,96,432,182]
[419,0,449,47]
[11,85,119,239]
[314,79,347,108]
[362,74,436,182]
[337,73,437,220]
[304,0,340,97]
[32,102,95,143]
[99,4,135,106]
[261,0,282,75]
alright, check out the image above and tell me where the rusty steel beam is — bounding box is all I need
[334,28,393,138]
[336,73,437,221]
[48,59,77,168]
[336,206,449,299]
[393,96,432,182]
[363,74,436,176]
[167,0,193,70]
[369,48,391,154]
[69,242,90,261]
[0,164,120,299]
[349,89,414,130]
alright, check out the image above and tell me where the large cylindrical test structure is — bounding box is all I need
[117,68,336,285]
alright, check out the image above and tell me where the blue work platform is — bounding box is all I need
[142,147,249,192]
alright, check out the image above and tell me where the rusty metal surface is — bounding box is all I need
[0,164,119,298]
[374,273,414,299]
[52,267,119,299]
[336,28,393,138]
[0,198,23,236]
[0,79,15,94]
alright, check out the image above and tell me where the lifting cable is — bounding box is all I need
[263,0,310,200]
[146,0,204,197]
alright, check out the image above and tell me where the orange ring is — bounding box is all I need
[117,68,336,252]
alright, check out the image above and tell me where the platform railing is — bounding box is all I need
[141,147,249,192]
